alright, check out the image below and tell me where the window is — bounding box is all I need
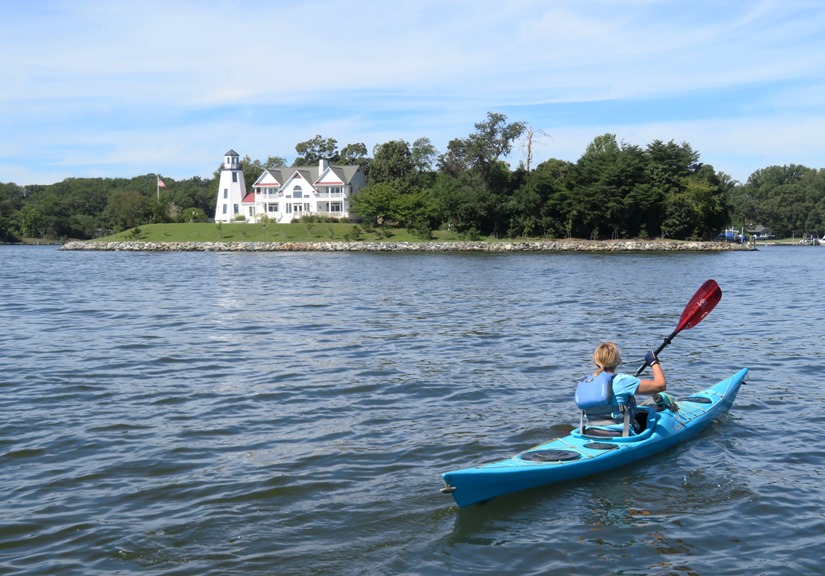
[233,204,239,214]
[222,204,227,214]
[286,204,292,213]
[232,172,238,183]
[248,207,254,216]
[268,203,278,212]
[330,186,341,195]
[331,204,341,212]
[223,189,228,199]
[293,185,303,199]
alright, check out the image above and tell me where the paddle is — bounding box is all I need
[634,279,722,377]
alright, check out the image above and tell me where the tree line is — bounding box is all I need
[2,111,824,242]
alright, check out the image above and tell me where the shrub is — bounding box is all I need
[344,224,364,241]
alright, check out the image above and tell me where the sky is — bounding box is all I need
[2,0,825,186]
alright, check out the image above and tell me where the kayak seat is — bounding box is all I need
[575,374,637,437]
[581,425,626,438]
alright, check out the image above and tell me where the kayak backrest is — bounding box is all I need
[575,373,634,437]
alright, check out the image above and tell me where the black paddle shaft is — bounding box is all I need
[634,330,678,377]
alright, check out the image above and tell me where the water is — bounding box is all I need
[1,245,823,575]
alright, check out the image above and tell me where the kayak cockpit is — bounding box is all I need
[571,406,657,442]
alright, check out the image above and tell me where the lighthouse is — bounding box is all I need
[213,149,247,223]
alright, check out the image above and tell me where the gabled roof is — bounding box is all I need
[336,166,361,184]
[253,169,283,187]
[225,149,239,157]
[316,166,345,185]
[255,164,363,188]
[241,192,255,204]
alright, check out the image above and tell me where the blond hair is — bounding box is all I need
[594,342,621,374]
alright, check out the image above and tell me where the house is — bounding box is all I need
[747,225,774,239]
[213,149,248,223]
[243,158,366,223]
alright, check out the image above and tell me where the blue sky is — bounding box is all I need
[2,0,825,185]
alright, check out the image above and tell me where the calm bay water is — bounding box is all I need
[1,245,824,575]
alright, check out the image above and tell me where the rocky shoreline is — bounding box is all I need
[61,239,756,252]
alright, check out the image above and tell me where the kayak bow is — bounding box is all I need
[440,368,747,507]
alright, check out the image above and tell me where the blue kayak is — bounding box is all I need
[440,368,748,507]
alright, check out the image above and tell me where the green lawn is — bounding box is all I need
[99,222,473,243]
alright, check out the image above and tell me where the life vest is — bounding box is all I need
[575,372,637,436]
[575,372,616,410]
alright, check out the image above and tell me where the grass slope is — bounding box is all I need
[100,223,471,243]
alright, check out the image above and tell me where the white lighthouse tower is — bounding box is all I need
[214,149,247,223]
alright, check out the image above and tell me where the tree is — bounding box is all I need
[180,207,208,223]
[519,125,551,172]
[437,138,471,177]
[662,177,728,240]
[411,137,438,173]
[508,158,572,237]
[646,139,701,177]
[506,171,543,237]
[105,189,151,231]
[351,181,402,224]
[17,189,69,239]
[737,164,818,237]
[396,189,438,235]
[371,140,415,184]
[294,135,339,165]
[165,175,215,216]
[264,155,288,168]
[435,112,526,236]
[17,205,45,238]
[339,142,369,167]
[567,134,644,239]
[429,172,490,234]
[0,182,23,241]
[438,112,526,185]
[238,156,264,194]
[464,112,526,188]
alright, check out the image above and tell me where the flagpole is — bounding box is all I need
[156,177,160,202]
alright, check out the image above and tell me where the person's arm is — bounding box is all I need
[636,353,666,394]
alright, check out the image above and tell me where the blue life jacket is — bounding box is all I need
[575,372,615,410]
[575,372,637,436]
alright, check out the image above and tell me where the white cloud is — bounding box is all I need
[2,0,824,184]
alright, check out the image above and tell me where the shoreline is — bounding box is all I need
[60,239,757,252]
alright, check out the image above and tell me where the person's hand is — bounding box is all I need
[645,351,659,366]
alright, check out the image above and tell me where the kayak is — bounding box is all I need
[440,368,748,507]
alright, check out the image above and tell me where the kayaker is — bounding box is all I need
[592,341,667,411]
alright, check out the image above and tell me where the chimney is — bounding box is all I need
[319,158,329,173]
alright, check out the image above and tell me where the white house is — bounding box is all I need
[243,158,367,223]
[213,149,248,223]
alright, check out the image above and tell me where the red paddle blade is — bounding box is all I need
[675,279,722,333]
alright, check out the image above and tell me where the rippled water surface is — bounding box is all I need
[1,245,823,575]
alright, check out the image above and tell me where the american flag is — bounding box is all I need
[157,177,167,189]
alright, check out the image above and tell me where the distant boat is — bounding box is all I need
[717,229,748,243]
[799,234,825,246]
